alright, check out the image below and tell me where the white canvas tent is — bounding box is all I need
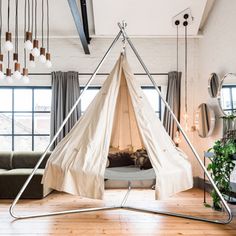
[42,54,193,200]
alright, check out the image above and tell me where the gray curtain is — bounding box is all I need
[163,71,181,140]
[50,71,81,149]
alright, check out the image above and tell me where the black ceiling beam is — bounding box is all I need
[67,0,90,54]
[80,0,91,44]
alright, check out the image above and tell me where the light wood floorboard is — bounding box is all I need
[0,188,235,236]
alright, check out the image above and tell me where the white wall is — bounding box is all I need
[192,0,236,177]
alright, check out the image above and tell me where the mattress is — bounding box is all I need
[104,165,156,181]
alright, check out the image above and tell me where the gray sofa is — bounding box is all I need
[0,151,52,199]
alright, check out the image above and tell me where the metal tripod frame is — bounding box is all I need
[9,22,233,224]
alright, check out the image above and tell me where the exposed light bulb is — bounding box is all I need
[0,71,4,80]
[6,76,13,83]
[22,75,29,83]
[39,54,46,63]
[174,131,181,145]
[29,60,36,68]
[45,53,52,68]
[32,47,40,57]
[24,40,33,50]
[13,71,22,80]
[22,68,29,83]
[4,41,13,51]
[46,60,52,68]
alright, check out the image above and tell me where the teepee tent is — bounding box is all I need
[42,54,193,200]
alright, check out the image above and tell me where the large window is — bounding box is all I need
[221,85,236,115]
[81,86,162,119]
[0,87,51,151]
[0,86,162,151]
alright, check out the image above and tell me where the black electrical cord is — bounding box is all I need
[184,21,188,115]
[31,0,34,35]
[7,0,10,69]
[42,0,44,48]
[15,0,18,54]
[35,0,37,39]
[0,0,2,53]
[7,0,10,32]
[46,0,49,52]
[24,0,27,67]
[28,0,30,32]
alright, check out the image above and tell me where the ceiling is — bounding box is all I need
[0,0,214,38]
[92,0,209,37]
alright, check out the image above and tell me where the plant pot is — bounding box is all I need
[232,154,236,160]
[223,118,236,135]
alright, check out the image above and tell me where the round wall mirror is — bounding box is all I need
[208,73,220,98]
[218,73,236,115]
[195,103,215,138]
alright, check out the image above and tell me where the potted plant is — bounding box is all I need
[207,139,236,210]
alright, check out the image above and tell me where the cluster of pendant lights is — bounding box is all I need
[0,0,52,83]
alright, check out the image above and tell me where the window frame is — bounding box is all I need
[80,86,162,119]
[221,85,236,114]
[0,86,51,151]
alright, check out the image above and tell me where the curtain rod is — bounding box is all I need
[28,72,169,76]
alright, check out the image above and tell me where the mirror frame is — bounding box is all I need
[195,103,215,138]
[217,73,236,116]
[208,73,220,98]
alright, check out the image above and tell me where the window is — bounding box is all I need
[81,86,162,119]
[0,87,51,151]
[221,85,236,115]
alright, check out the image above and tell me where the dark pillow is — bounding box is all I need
[0,152,13,169]
[12,152,51,169]
[107,152,134,168]
[131,149,152,170]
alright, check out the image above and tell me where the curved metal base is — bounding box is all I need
[10,182,231,224]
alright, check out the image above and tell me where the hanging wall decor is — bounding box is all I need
[0,0,52,83]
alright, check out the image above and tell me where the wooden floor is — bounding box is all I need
[0,188,236,236]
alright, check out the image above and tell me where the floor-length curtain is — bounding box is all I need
[163,71,181,140]
[50,71,81,149]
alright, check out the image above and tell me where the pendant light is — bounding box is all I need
[0,0,4,80]
[5,0,12,83]
[174,19,181,145]
[22,0,29,83]
[24,0,33,50]
[183,14,189,131]
[29,0,35,67]
[32,0,40,57]
[45,0,52,68]
[39,0,46,63]
[13,0,21,80]
[4,0,13,51]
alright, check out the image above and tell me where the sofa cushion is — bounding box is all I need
[0,168,44,175]
[0,168,52,199]
[12,152,51,169]
[0,152,13,169]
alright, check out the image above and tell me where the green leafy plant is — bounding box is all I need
[207,139,236,210]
